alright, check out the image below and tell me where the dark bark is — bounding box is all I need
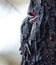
[20,0,56,65]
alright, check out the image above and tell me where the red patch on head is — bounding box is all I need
[32,19,36,23]
[31,11,36,16]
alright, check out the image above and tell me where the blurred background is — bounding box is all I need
[0,0,30,65]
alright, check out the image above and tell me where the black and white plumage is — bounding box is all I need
[20,0,56,65]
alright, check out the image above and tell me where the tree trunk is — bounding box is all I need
[20,0,56,65]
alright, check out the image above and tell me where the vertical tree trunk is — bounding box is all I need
[20,0,56,65]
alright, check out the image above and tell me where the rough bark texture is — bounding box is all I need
[20,0,56,65]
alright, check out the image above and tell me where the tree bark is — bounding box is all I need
[20,0,56,65]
